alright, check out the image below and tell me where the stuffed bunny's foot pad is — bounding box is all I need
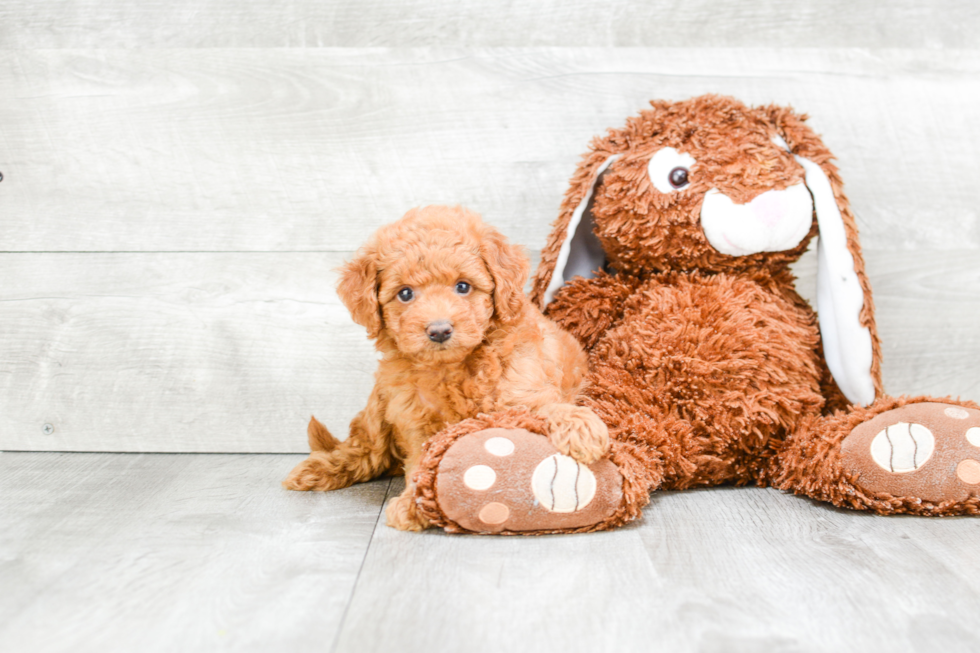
[433,428,623,534]
[842,402,980,503]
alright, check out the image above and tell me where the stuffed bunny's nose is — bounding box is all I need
[751,190,787,228]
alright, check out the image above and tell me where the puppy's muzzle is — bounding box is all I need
[426,320,454,343]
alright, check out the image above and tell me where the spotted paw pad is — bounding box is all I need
[841,402,980,502]
[434,427,623,534]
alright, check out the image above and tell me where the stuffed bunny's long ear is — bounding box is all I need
[793,154,876,406]
[769,114,881,406]
[540,154,619,306]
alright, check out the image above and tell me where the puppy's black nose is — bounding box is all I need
[426,320,453,343]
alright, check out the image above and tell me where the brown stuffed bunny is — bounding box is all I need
[414,94,980,535]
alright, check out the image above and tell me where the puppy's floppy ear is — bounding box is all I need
[530,150,619,309]
[336,244,383,339]
[479,223,530,325]
[764,104,883,406]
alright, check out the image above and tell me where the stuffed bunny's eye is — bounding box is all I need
[669,167,689,189]
[648,147,697,194]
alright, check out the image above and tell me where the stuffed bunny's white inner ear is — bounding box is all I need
[543,154,619,305]
[795,155,876,406]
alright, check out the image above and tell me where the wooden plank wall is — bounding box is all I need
[2,3,979,452]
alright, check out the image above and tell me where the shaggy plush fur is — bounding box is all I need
[282,205,608,531]
[414,95,980,533]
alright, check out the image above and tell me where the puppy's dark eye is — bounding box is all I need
[668,167,690,189]
[397,287,414,303]
[455,281,471,295]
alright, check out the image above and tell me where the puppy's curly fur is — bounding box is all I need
[283,205,608,530]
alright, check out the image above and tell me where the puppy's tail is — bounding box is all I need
[308,415,341,452]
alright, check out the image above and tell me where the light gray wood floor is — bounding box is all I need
[3,451,979,653]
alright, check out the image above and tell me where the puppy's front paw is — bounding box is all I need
[385,491,431,531]
[543,404,610,465]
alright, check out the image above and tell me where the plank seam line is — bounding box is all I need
[331,476,394,653]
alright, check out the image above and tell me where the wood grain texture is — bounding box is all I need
[336,477,980,653]
[633,486,980,653]
[0,253,378,452]
[4,7,980,653]
[1,1,977,48]
[1,249,978,453]
[2,48,980,252]
[0,452,391,653]
[7,456,980,653]
[793,247,980,401]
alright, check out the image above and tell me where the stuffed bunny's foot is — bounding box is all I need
[841,401,980,504]
[423,427,623,534]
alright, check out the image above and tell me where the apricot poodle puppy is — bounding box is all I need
[283,205,609,531]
